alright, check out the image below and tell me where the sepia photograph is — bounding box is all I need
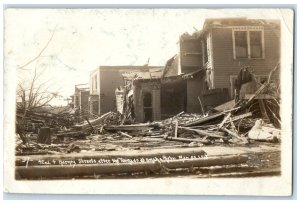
[3,8,294,195]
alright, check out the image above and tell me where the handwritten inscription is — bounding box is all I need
[21,154,206,168]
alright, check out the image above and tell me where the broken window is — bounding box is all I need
[250,31,263,58]
[234,31,248,58]
[233,28,264,59]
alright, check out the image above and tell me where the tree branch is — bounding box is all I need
[18,25,57,70]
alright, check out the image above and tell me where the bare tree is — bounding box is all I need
[16,26,60,144]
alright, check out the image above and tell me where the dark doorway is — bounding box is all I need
[143,92,152,122]
[161,80,187,119]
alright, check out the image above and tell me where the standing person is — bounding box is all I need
[235,66,252,103]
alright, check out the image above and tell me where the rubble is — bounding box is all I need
[16,83,281,154]
[15,65,281,179]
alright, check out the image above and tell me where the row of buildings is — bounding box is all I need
[71,17,280,123]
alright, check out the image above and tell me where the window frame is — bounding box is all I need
[232,26,265,60]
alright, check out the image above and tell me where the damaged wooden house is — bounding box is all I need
[88,66,163,117]
[130,17,280,123]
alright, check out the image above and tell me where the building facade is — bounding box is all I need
[201,18,280,98]
[72,84,90,111]
[134,18,280,122]
[89,66,163,116]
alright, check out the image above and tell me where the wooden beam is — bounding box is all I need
[165,136,211,144]
[15,155,248,179]
[174,120,178,138]
[220,128,248,143]
[119,131,133,138]
[231,112,252,122]
[218,113,231,129]
[183,112,225,127]
[258,99,270,122]
[179,127,224,138]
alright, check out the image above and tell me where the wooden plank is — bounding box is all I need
[231,112,252,122]
[244,94,276,100]
[220,128,248,144]
[104,124,153,132]
[234,83,268,108]
[258,99,270,122]
[174,120,178,138]
[55,131,88,137]
[214,99,235,112]
[165,136,210,144]
[73,112,113,130]
[179,127,224,138]
[119,132,133,138]
[183,112,225,127]
[197,96,205,115]
[218,113,231,129]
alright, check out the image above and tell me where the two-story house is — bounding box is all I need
[89,66,163,116]
[133,17,280,122]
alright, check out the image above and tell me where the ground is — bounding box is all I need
[15,132,281,179]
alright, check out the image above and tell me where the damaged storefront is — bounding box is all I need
[132,69,227,123]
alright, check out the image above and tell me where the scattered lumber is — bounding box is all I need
[220,128,248,144]
[218,113,231,129]
[183,112,225,127]
[174,120,178,138]
[14,64,281,179]
[178,127,224,138]
[230,112,252,122]
[104,124,153,132]
[119,131,133,138]
[55,131,89,139]
[73,112,119,131]
[164,136,211,145]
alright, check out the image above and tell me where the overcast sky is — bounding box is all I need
[4,9,292,105]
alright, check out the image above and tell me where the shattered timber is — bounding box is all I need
[15,18,282,180]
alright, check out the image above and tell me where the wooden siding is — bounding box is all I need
[211,25,280,93]
[180,38,203,74]
[161,80,187,119]
[99,69,124,115]
[96,66,163,115]
[186,78,204,113]
[152,89,161,121]
[204,32,214,89]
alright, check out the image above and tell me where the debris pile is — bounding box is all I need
[15,77,281,156]
[14,64,282,179]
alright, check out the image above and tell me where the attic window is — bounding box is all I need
[232,27,264,59]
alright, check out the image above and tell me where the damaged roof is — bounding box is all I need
[180,17,280,41]
[122,68,163,80]
[203,17,280,28]
[75,83,89,90]
[133,68,205,85]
